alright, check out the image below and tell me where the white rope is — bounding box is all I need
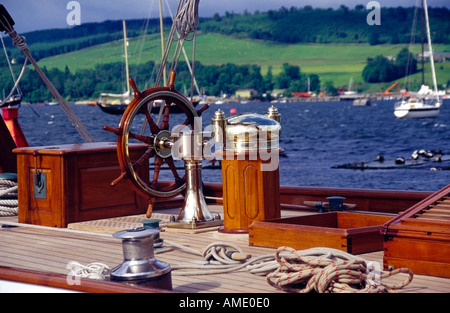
[66,261,111,280]
[0,216,415,292]
[167,240,275,276]
[165,241,413,293]
[0,179,18,216]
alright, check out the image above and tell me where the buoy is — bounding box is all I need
[230,108,237,114]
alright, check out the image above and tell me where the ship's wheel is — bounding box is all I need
[104,72,209,217]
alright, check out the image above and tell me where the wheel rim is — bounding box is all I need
[118,89,198,198]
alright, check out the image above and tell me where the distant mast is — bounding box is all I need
[159,0,167,86]
[122,20,130,96]
[423,0,439,101]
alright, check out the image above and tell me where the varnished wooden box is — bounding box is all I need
[382,184,450,278]
[220,154,281,233]
[14,142,149,227]
[249,212,392,254]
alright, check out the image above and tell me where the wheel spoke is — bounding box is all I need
[143,105,160,134]
[151,156,164,189]
[128,131,154,144]
[115,88,200,198]
[160,102,171,130]
[132,148,155,168]
[165,156,183,185]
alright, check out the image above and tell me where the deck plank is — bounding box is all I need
[1,215,449,293]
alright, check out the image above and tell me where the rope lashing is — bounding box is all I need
[0,179,18,216]
[174,0,200,41]
[266,246,414,293]
[156,0,200,88]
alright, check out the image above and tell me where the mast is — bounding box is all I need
[122,20,130,95]
[423,0,439,99]
[159,0,167,86]
[421,0,424,85]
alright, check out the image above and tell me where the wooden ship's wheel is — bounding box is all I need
[104,72,211,220]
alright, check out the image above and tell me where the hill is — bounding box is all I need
[1,6,450,101]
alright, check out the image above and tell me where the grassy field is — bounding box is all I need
[36,32,450,90]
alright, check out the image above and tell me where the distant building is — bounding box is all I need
[235,89,258,100]
[419,51,450,62]
[270,89,286,99]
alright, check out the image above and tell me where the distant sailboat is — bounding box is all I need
[394,0,442,119]
[96,20,132,115]
[97,2,200,115]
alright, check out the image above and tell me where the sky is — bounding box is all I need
[1,0,450,33]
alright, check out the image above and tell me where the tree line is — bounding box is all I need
[203,6,450,45]
[1,47,421,102]
[2,61,327,103]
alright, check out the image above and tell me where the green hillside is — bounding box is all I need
[2,6,450,101]
[36,32,450,90]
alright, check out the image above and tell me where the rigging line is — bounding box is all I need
[0,56,27,107]
[1,34,21,96]
[165,0,201,96]
[154,0,182,87]
[155,0,200,88]
[0,11,94,143]
[190,31,196,101]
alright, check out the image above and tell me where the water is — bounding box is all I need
[13,98,450,192]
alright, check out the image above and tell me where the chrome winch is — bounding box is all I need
[110,227,172,290]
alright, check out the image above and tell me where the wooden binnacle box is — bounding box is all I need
[14,142,149,227]
[249,212,393,254]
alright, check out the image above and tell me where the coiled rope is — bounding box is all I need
[0,178,18,216]
[66,261,111,280]
[168,241,277,276]
[167,242,413,293]
[266,246,414,293]
[55,238,414,293]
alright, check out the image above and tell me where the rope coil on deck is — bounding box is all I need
[266,246,414,293]
[167,242,413,293]
[0,179,18,216]
[66,261,111,280]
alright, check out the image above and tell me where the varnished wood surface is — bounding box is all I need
[14,142,148,227]
[383,184,450,278]
[1,209,449,293]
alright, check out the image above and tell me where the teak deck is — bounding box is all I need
[1,205,450,293]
